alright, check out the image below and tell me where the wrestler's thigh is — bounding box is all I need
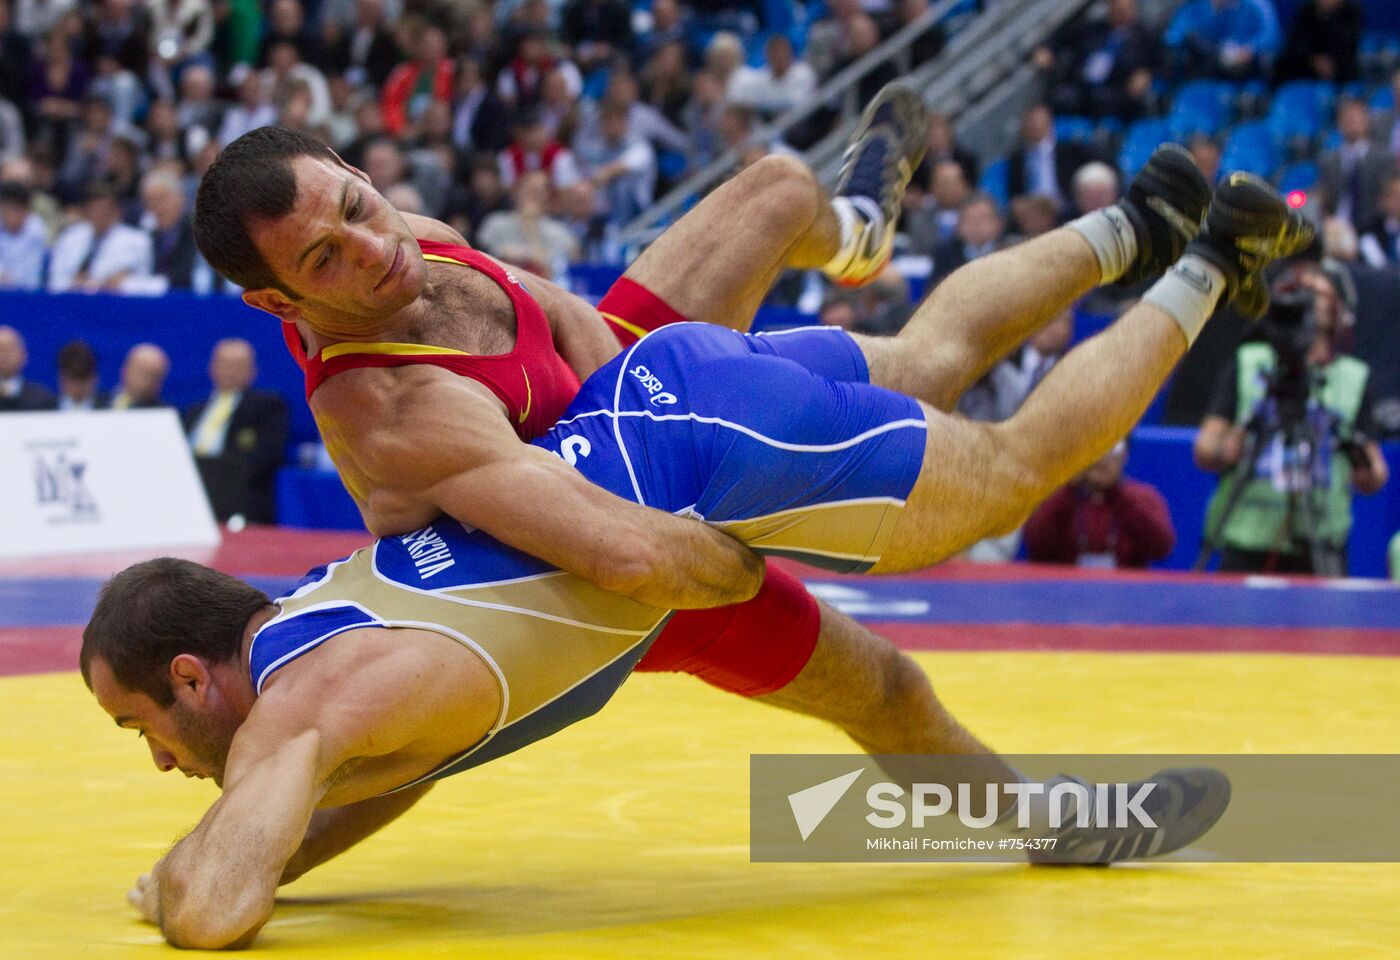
[620,157,817,329]
[870,409,1035,572]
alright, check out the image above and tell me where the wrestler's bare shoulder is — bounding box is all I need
[248,623,502,806]
[311,362,507,442]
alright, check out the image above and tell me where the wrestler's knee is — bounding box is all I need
[736,154,821,234]
[979,422,1056,534]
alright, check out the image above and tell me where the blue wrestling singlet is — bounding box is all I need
[533,323,928,573]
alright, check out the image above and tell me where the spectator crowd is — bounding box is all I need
[0,0,1396,577]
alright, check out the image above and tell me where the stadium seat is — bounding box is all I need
[1267,81,1337,148]
[1370,86,1396,113]
[1220,121,1279,179]
[1359,31,1400,80]
[1167,80,1233,140]
[979,157,1008,208]
[1118,117,1169,177]
[1276,161,1319,194]
[1053,115,1096,144]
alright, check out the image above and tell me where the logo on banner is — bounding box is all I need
[29,441,100,524]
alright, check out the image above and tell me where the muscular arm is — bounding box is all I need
[280,783,434,885]
[359,374,764,609]
[154,730,324,948]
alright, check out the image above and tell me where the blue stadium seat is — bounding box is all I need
[1276,161,1319,194]
[1221,121,1279,179]
[656,149,688,180]
[1168,80,1233,140]
[979,157,1008,208]
[1371,86,1396,113]
[1053,115,1096,144]
[1118,117,1169,177]
[1267,80,1337,145]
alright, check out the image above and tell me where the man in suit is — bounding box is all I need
[930,192,1006,286]
[0,324,57,411]
[325,0,400,90]
[1318,99,1398,232]
[55,339,108,410]
[184,339,289,525]
[141,169,198,291]
[1359,173,1400,268]
[107,343,171,410]
[1035,0,1160,121]
[1006,104,1101,216]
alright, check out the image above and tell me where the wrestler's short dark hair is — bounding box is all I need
[81,558,270,706]
[193,125,339,296]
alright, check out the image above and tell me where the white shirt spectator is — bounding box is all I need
[0,98,25,163]
[217,101,279,149]
[0,211,47,290]
[727,60,817,116]
[47,220,154,293]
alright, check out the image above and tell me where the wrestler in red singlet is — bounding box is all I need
[283,239,821,697]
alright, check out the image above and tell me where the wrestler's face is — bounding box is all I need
[242,155,427,338]
[89,656,245,787]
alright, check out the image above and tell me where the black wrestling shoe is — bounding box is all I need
[1028,767,1232,865]
[1183,172,1316,319]
[1117,143,1212,285]
[824,82,929,287]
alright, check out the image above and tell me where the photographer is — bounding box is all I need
[1194,262,1388,575]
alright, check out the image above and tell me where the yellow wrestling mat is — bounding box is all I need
[4,651,1399,958]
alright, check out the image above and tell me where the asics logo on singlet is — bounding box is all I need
[630,364,677,406]
[552,435,592,467]
[399,524,456,579]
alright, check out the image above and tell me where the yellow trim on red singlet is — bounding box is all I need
[518,365,532,423]
[319,341,473,361]
[422,252,470,266]
[600,311,649,342]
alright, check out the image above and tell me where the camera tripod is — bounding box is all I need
[1195,385,1348,577]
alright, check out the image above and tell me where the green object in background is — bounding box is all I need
[225,0,262,67]
[1390,531,1400,582]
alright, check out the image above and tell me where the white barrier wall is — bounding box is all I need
[0,409,219,558]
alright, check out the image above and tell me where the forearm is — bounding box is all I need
[618,519,765,610]
[281,784,433,884]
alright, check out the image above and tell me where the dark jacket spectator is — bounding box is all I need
[325,0,400,89]
[106,342,171,410]
[1024,443,1177,568]
[1275,0,1363,86]
[1317,100,1399,232]
[141,169,198,291]
[1036,0,1158,120]
[55,339,107,411]
[184,339,289,525]
[0,324,57,412]
[1006,105,1102,215]
[561,0,633,73]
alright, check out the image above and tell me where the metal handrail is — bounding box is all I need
[617,0,1095,249]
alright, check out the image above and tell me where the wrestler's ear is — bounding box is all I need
[168,654,213,704]
[242,287,301,324]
